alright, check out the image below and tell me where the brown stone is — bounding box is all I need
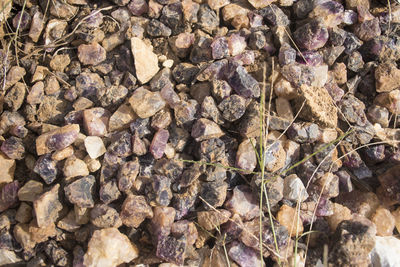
[371,206,395,236]
[33,184,62,227]
[276,204,303,237]
[375,62,400,93]
[131,37,159,84]
[197,209,231,231]
[120,195,153,228]
[0,152,15,184]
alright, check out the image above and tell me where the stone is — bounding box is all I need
[200,181,228,209]
[83,228,139,267]
[151,206,176,239]
[191,118,224,141]
[211,36,229,60]
[378,166,400,203]
[109,103,137,132]
[84,136,106,159]
[99,179,121,204]
[197,5,219,33]
[131,37,159,84]
[77,42,106,66]
[52,146,74,161]
[174,100,199,128]
[33,184,62,227]
[36,124,80,155]
[129,87,166,118]
[218,95,246,122]
[33,154,58,184]
[277,204,303,237]
[371,206,395,236]
[0,181,19,212]
[329,218,376,266]
[375,90,400,115]
[63,156,89,178]
[128,0,148,15]
[375,62,400,93]
[150,129,169,159]
[207,0,230,10]
[147,19,172,37]
[197,209,231,231]
[1,136,24,160]
[76,72,105,101]
[83,108,110,137]
[367,105,389,128]
[274,77,298,100]
[118,158,140,192]
[327,203,353,231]
[90,204,122,228]
[120,195,153,228]
[228,241,264,267]
[4,82,25,111]
[354,18,381,42]
[287,122,320,143]
[49,54,70,72]
[151,109,172,130]
[64,175,95,208]
[172,63,199,84]
[249,0,276,9]
[29,11,44,42]
[156,235,187,265]
[27,81,44,105]
[293,20,328,51]
[225,185,259,221]
[4,66,25,90]
[18,180,43,202]
[283,174,308,202]
[370,236,400,267]
[222,4,249,30]
[226,64,259,98]
[228,34,246,57]
[235,139,257,173]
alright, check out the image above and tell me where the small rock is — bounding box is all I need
[120,195,153,228]
[150,129,169,159]
[84,136,106,159]
[277,204,303,237]
[225,185,259,221]
[226,62,260,98]
[197,209,231,231]
[1,136,24,160]
[172,63,199,84]
[29,11,44,43]
[4,66,25,90]
[375,89,400,114]
[326,203,353,231]
[131,37,160,84]
[287,122,320,143]
[64,175,95,208]
[52,146,74,161]
[49,54,70,72]
[191,118,224,142]
[0,181,19,212]
[200,181,228,209]
[371,206,395,236]
[375,62,400,93]
[83,107,110,137]
[174,100,199,129]
[33,154,58,184]
[218,95,246,121]
[156,235,187,265]
[129,87,166,118]
[83,228,139,267]
[33,184,62,227]
[128,0,148,16]
[222,4,249,29]
[293,20,329,51]
[370,236,400,267]
[151,206,176,238]
[36,124,80,155]
[211,36,229,60]
[147,19,172,37]
[235,139,257,173]
[367,105,389,127]
[5,82,25,111]
[63,156,89,179]
[118,158,140,192]
[378,165,400,203]
[99,179,121,204]
[18,180,43,202]
[109,103,137,132]
[90,204,122,228]
[354,18,381,42]
[27,81,44,105]
[283,174,308,202]
[228,241,264,267]
[228,34,246,57]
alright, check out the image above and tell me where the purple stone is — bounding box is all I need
[12,11,31,31]
[228,33,247,57]
[107,131,132,158]
[128,0,148,16]
[232,51,255,66]
[34,154,58,184]
[1,136,24,160]
[211,36,229,60]
[0,181,19,212]
[248,11,263,28]
[196,59,228,82]
[296,50,323,66]
[343,9,358,25]
[316,198,334,217]
[228,241,263,267]
[150,129,169,159]
[336,170,353,193]
[279,45,296,66]
[156,235,186,265]
[226,62,260,98]
[325,81,344,103]
[293,20,329,51]
[363,145,386,164]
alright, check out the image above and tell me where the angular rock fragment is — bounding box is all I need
[197,209,231,231]
[191,118,224,142]
[218,95,246,122]
[226,62,260,98]
[129,87,166,118]
[33,184,62,227]
[83,228,139,267]
[63,156,89,179]
[84,136,106,159]
[64,175,95,208]
[118,158,140,192]
[225,185,259,221]
[83,108,110,137]
[36,124,80,155]
[150,129,169,159]
[33,154,58,184]
[131,37,159,84]
[120,195,153,228]
[235,139,257,173]
[18,180,43,202]
[90,204,122,228]
[1,137,24,160]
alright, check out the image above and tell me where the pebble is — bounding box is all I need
[197,209,231,231]
[33,154,58,184]
[83,108,111,137]
[371,206,395,236]
[327,203,353,231]
[277,204,303,237]
[370,236,400,267]
[191,118,224,142]
[77,42,107,65]
[218,94,246,121]
[18,180,43,202]
[84,136,106,159]
[375,62,400,93]
[225,185,259,221]
[235,139,257,173]
[150,129,169,159]
[83,228,139,267]
[120,195,153,228]
[49,54,70,72]
[64,175,95,208]
[5,82,25,111]
[131,37,160,84]
[129,87,166,118]
[1,136,24,160]
[63,156,89,179]
[283,174,308,202]
[36,124,80,155]
[228,241,264,267]
[90,204,122,228]
[33,184,62,227]
[4,66,26,90]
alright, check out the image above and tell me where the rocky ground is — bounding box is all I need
[0,0,400,266]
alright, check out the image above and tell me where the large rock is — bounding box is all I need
[83,228,139,267]
[131,37,159,84]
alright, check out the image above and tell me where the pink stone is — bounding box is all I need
[225,185,259,221]
[150,129,169,159]
[83,107,111,137]
[128,0,149,16]
[228,33,247,56]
